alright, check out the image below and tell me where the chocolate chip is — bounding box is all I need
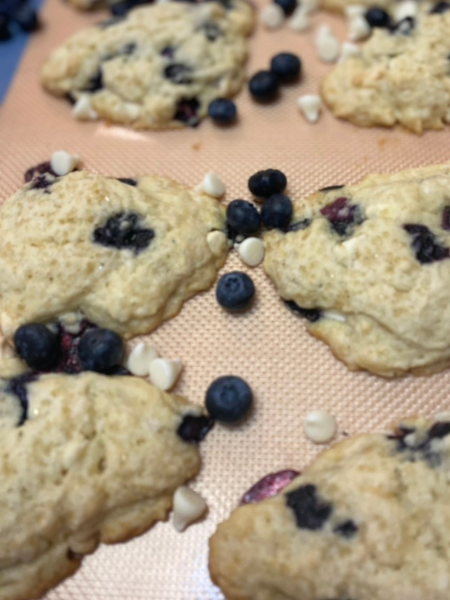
[403,224,449,264]
[177,414,214,442]
[284,300,321,322]
[285,484,333,530]
[333,519,358,538]
[93,212,154,254]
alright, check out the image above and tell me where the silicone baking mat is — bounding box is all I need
[1,1,450,598]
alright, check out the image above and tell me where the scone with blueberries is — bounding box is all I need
[209,414,450,600]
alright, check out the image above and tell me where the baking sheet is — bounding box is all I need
[1,1,450,598]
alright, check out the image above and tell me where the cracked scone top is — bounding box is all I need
[0,372,207,600]
[41,0,254,129]
[0,170,227,340]
[209,415,450,600]
[263,163,450,377]
[322,9,450,133]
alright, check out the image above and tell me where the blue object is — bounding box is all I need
[205,375,253,423]
[0,0,44,103]
[216,271,255,311]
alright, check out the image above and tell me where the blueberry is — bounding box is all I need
[205,375,253,423]
[202,21,222,40]
[428,422,450,439]
[161,45,175,58]
[403,224,449,264]
[261,193,293,229]
[24,161,55,183]
[248,70,279,101]
[285,484,333,530]
[14,324,59,371]
[164,63,192,84]
[270,52,301,82]
[391,16,415,34]
[0,15,11,40]
[216,271,255,311]
[83,69,103,92]
[430,1,450,13]
[286,219,311,233]
[77,329,123,373]
[117,177,137,186]
[320,197,364,236]
[333,519,358,538]
[177,414,215,442]
[442,206,450,230]
[174,98,200,127]
[248,169,287,199]
[93,211,154,254]
[274,0,297,14]
[110,0,149,15]
[208,98,237,124]
[7,373,38,426]
[285,300,321,322]
[364,6,391,28]
[13,5,39,32]
[226,200,260,236]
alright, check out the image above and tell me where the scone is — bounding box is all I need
[322,8,450,133]
[0,170,227,341]
[209,414,450,600]
[263,163,450,377]
[0,371,211,600]
[41,0,254,129]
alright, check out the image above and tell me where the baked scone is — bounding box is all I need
[0,170,227,341]
[41,1,254,128]
[0,371,211,600]
[322,8,450,133]
[209,414,450,600]
[263,163,450,377]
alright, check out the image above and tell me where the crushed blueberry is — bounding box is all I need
[29,174,54,192]
[285,484,333,530]
[174,98,200,127]
[24,161,56,183]
[161,45,175,58]
[261,193,293,230]
[177,414,215,442]
[240,470,300,505]
[7,373,37,426]
[286,219,311,232]
[216,271,255,311]
[319,185,345,192]
[14,324,59,371]
[205,375,253,423]
[117,177,137,186]
[93,212,154,254]
[83,69,103,92]
[430,1,450,12]
[274,0,297,14]
[285,300,321,322]
[442,206,450,230]
[56,319,95,374]
[390,16,415,34]
[164,63,193,84]
[333,519,358,538]
[320,197,364,236]
[248,70,279,101]
[226,199,261,236]
[202,22,222,40]
[77,328,123,373]
[389,421,450,467]
[248,169,287,199]
[364,7,391,28]
[270,52,302,83]
[110,0,152,16]
[208,98,237,124]
[403,224,449,264]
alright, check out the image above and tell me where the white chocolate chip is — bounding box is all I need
[149,358,182,391]
[125,342,160,377]
[338,41,361,63]
[238,237,265,267]
[297,94,322,123]
[304,411,337,444]
[196,172,225,198]
[288,8,311,31]
[344,4,365,17]
[315,24,340,63]
[172,486,207,532]
[72,95,98,121]
[394,0,417,21]
[323,310,347,322]
[206,230,228,256]
[260,3,285,29]
[348,14,371,41]
[50,151,80,177]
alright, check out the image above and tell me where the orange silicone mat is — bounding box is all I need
[1,1,450,598]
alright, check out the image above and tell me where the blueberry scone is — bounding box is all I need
[41,1,254,128]
[210,415,450,600]
[263,163,450,377]
[322,8,450,133]
[0,170,227,341]
[0,371,211,600]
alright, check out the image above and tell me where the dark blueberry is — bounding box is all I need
[403,224,449,264]
[270,52,301,83]
[164,63,193,84]
[285,484,333,530]
[261,193,293,230]
[285,300,321,322]
[226,200,260,236]
[248,168,287,199]
[333,519,358,538]
[110,0,150,15]
[0,15,11,41]
[286,219,311,232]
[202,21,222,40]
[174,98,200,127]
[274,0,297,14]
[320,197,364,236]
[24,161,55,183]
[13,5,39,32]
[442,206,450,230]
[161,45,175,58]
[390,16,415,34]
[205,375,253,423]
[430,1,450,12]
[208,98,237,124]
[77,328,123,373]
[240,470,300,505]
[177,414,215,442]
[103,364,130,376]
[97,15,126,28]
[428,422,450,439]
[29,174,53,192]
[364,6,391,28]
[93,211,155,254]
[216,271,255,311]
[83,69,103,93]
[249,70,279,101]
[7,373,38,426]
[117,177,137,186]
[14,324,59,371]
[319,184,345,192]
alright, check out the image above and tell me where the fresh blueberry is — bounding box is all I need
[274,0,297,14]
[285,300,321,322]
[430,1,450,13]
[364,6,391,28]
[77,329,123,373]
[208,98,237,124]
[248,169,287,199]
[261,193,293,229]
[205,375,253,423]
[13,5,39,32]
[248,70,279,101]
[174,98,200,127]
[403,224,449,264]
[270,52,302,82]
[285,484,333,530]
[164,63,193,84]
[0,15,11,40]
[14,324,59,371]
[216,271,255,311]
[226,200,261,236]
[177,414,215,442]
[93,211,155,254]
